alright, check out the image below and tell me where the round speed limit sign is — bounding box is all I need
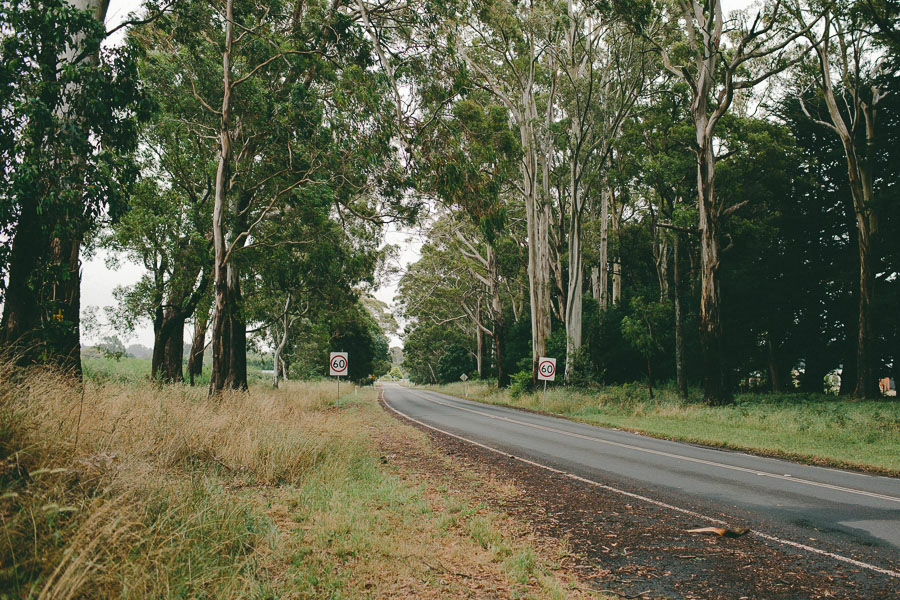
[537,357,556,381]
[329,352,348,376]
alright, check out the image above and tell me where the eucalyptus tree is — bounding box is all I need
[453,0,562,380]
[0,0,148,373]
[103,175,211,382]
[416,94,520,385]
[140,0,418,393]
[556,2,651,383]
[242,200,384,388]
[792,0,896,397]
[631,0,818,404]
[398,215,494,376]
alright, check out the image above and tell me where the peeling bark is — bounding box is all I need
[187,309,209,386]
[209,0,248,394]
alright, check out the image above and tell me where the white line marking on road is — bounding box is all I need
[409,388,900,505]
[379,385,900,580]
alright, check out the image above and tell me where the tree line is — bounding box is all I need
[1,0,898,402]
[398,0,900,403]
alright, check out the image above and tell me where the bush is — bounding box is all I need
[509,370,534,399]
[566,346,596,388]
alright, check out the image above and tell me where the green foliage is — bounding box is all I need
[620,296,668,361]
[508,370,533,400]
[565,346,595,389]
[0,0,150,366]
[436,344,475,384]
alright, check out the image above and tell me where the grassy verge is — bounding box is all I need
[424,381,900,476]
[81,354,272,386]
[1,363,596,599]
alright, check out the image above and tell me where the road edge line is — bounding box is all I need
[378,386,900,580]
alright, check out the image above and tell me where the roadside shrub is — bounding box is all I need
[509,370,533,399]
[566,346,596,388]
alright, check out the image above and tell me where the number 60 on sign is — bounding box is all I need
[329,352,348,376]
[537,357,556,381]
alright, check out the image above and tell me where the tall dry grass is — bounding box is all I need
[0,363,362,599]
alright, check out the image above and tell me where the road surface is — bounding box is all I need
[380,383,900,582]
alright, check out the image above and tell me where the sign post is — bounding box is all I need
[460,373,468,396]
[330,352,348,401]
[537,357,556,411]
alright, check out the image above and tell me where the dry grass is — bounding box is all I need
[0,366,351,598]
[0,364,597,599]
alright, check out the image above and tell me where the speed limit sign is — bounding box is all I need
[537,357,556,381]
[329,352,349,376]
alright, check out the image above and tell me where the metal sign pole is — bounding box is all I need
[543,379,547,411]
[337,375,340,402]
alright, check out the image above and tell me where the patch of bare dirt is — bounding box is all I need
[379,393,897,600]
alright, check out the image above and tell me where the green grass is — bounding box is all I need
[425,381,900,475]
[1,363,591,599]
[81,353,270,386]
[82,354,151,382]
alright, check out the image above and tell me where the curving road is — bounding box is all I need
[380,383,900,582]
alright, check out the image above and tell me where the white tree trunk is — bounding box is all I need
[475,297,483,378]
[612,262,622,305]
[599,187,609,309]
[273,295,290,388]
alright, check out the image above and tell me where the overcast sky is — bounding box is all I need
[83,0,753,348]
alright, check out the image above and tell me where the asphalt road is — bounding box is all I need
[380,383,900,581]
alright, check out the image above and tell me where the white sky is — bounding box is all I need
[83,0,752,348]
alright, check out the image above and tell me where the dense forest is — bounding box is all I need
[1,0,899,404]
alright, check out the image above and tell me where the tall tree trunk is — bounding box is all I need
[45,0,110,374]
[522,115,551,381]
[475,297,483,379]
[163,317,185,382]
[487,244,507,387]
[807,20,881,399]
[599,187,609,309]
[209,0,247,393]
[612,262,622,305]
[273,296,291,388]
[1,203,42,361]
[654,234,669,302]
[565,140,584,383]
[609,187,623,306]
[46,232,83,374]
[187,310,209,386]
[152,310,186,382]
[697,135,731,405]
[673,233,688,399]
[591,266,600,303]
